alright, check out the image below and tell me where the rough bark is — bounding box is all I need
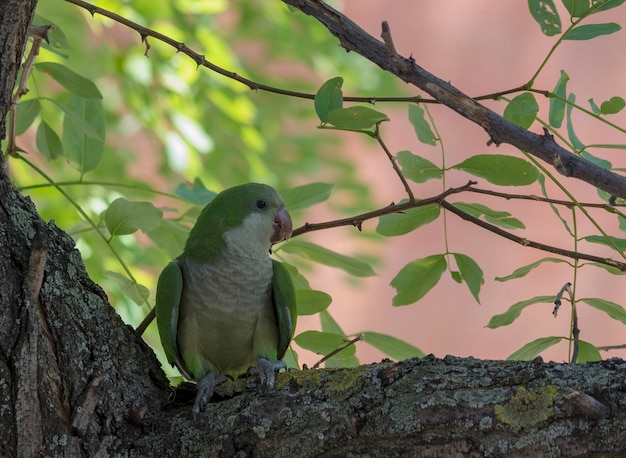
[2,1,626,457]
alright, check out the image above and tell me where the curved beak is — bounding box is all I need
[271,207,292,244]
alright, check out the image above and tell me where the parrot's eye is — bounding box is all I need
[255,199,268,210]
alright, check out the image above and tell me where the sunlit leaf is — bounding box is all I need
[175,178,216,205]
[147,219,190,258]
[507,336,564,360]
[487,296,556,328]
[105,271,149,305]
[280,239,376,277]
[391,254,447,306]
[15,99,41,135]
[62,94,105,174]
[35,62,102,99]
[295,289,332,315]
[36,121,63,160]
[503,93,539,129]
[408,104,437,145]
[281,182,334,212]
[495,257,569,281]
[326,106,388,131]
[105,198,163,236]
[452,154,539,186]
[453,253,484,304]
[528,0,562,36]
[580,297,626,324]
[397,150,443,183]
[362,331,424,360]
[376,203,440,236]
[549,70,569,128]
[315,77,343,122]
[564,23,621,40]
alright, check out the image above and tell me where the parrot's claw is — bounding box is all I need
[192,373,227,425]
[250,358,286,393]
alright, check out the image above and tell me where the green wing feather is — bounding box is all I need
[155,260,190,376]
[271,260,297,359]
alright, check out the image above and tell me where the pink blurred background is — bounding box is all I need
[293,1,626,366]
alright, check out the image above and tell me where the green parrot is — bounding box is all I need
[155,183,297,422]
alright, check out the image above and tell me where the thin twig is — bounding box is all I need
[440,200,626,271]
[374,125,415,202]
[311,334,364,370]
[7,25,54,158]
[291,181,475,237]
[64,0,550,108]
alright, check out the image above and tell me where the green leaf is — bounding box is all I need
[562,0,590,17]
[15,99,41,135]
[508,336,564,360]
[294,330,356,359]
[36,121,63,160]
[319,311,360,367]
[391,254,447,306]
[453,253,484,304]
[105,271,149,305]
[396,150,443,183]
[280,239,376,277]
[584,234,626,251]
[581,151,611,169]
[105,198,163,236]
[452,154,539,186]
[566,93,585,151]
[62,94,105,174]
[295,289,332,315]
[528,0,562,36]
[580,298,626,324]
[593,0,626,12]
[503,93,539,129]
[326,106,388,131]
[376,203,440,236]
[576,340,602,363]
[35,62,102,99]
[147,219,190,258]
[453,202,525,230]
[538,175,573,235]
[549,70,569,128]
[495,257,569,281]
[564,23,621,40]
[408,105,437,145]
[487,296,556,328]
[314,77,343,122]
[362,331,424,360]
[589,98,601,114]
[175,178,216,205]
[600,96,626,114]
[281,182,334,212]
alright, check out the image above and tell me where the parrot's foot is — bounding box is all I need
[249,357,286,393]
[192,373,227,425]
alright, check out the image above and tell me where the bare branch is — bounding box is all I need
[281,0,626,199]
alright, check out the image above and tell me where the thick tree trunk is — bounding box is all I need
[2,1,626,457]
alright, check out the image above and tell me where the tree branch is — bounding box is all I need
[281,0,626,199]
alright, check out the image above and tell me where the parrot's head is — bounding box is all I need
[184,183,292,261]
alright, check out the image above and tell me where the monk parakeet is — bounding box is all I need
[155,183,297,422]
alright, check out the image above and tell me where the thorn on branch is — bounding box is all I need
[381,21,409,74]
